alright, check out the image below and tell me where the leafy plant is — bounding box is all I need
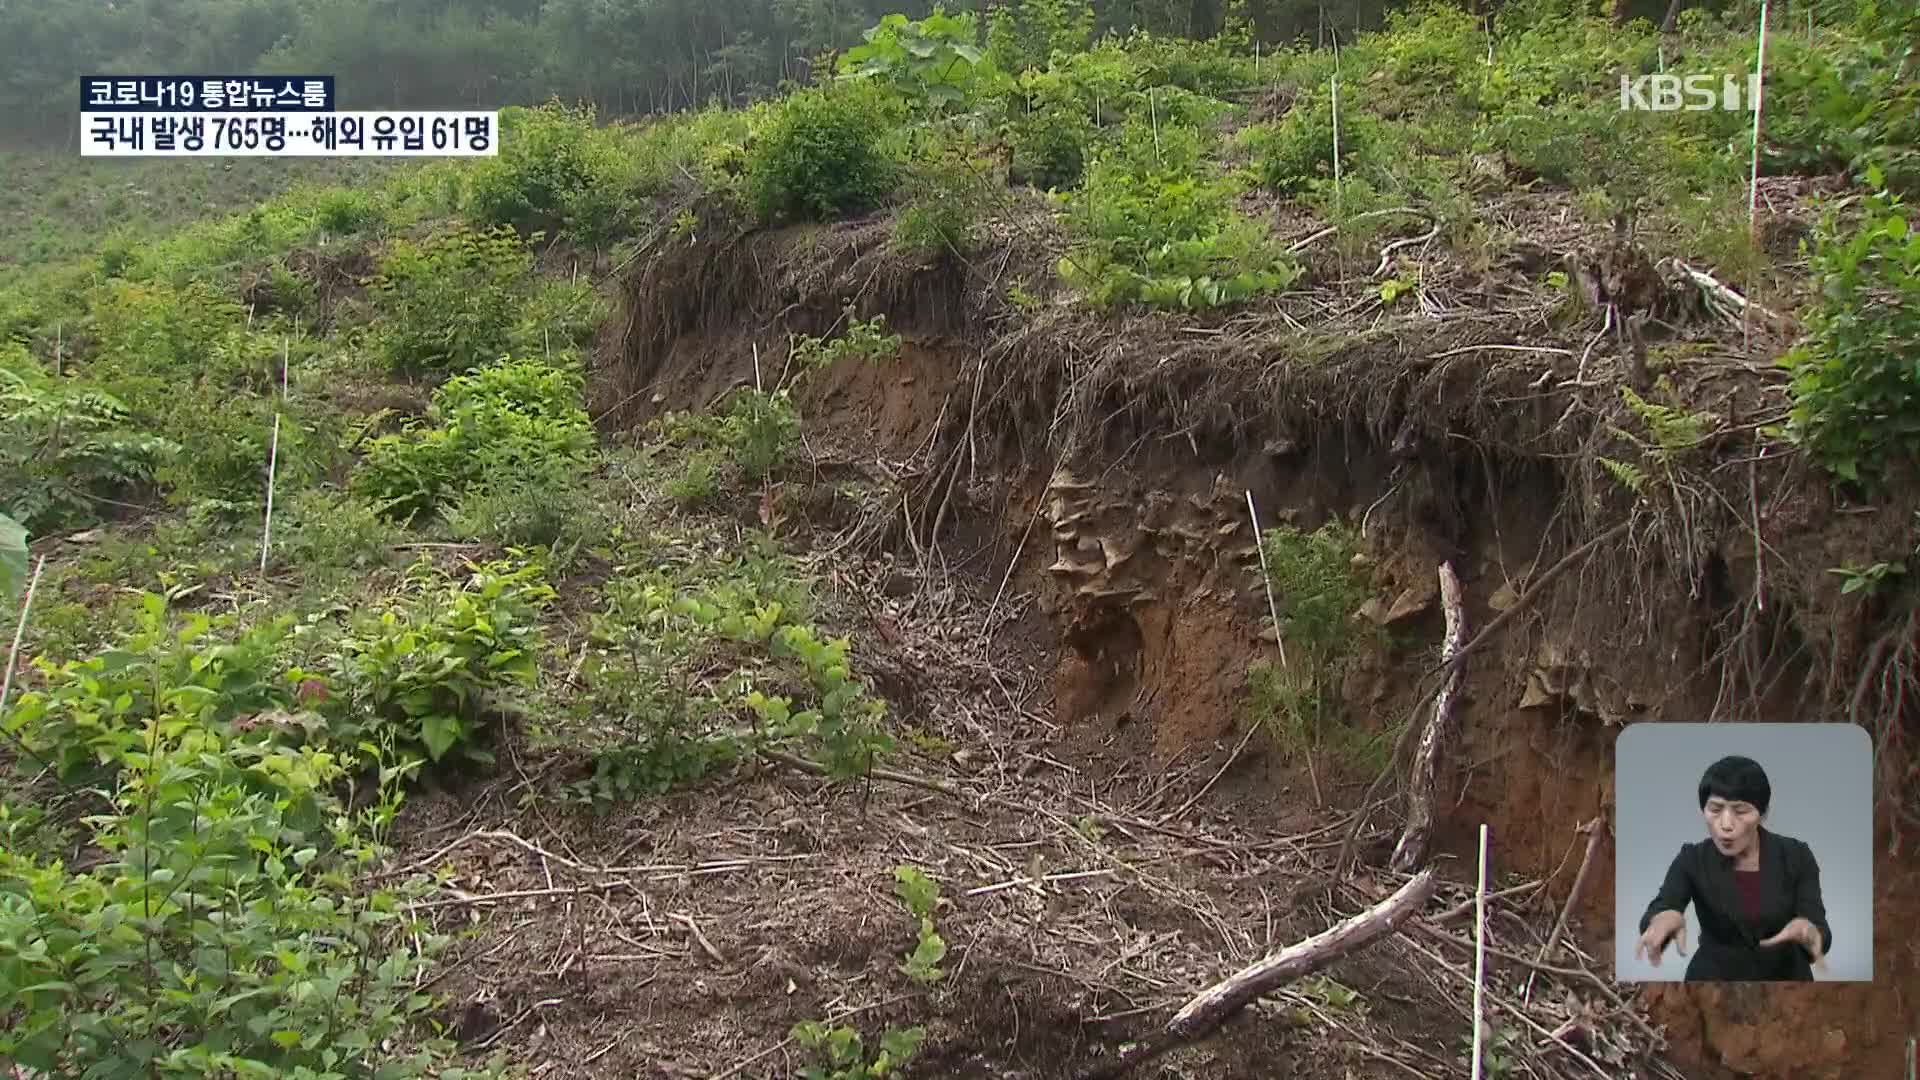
[330,558,554,765]
[660,388,802,481]
[0,601,500,1079]
[1247,521,1384,768]
[0,511,26,601]
[353,357,596,521]
[1,596,309,783]
[1062,119,1304,309]
[892,865,946,985]
[839,7,996,112]
[1829,561,1906,596]
[1,345,180,532]
[1785,172,1920,486]
[788,314,904,377]
[747,85,901,223]
[1241,91,1378,195]
[468,102,635,246]
[366,224,535,374]
[790,1021,925,1080]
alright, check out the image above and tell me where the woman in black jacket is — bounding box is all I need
[1635,755,1832,981]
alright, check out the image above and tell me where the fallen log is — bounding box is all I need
[1076,869,1438,1080]
[1389,562,1467,874]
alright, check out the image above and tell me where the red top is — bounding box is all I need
[1733,869,1764,924]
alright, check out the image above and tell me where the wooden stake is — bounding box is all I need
[1389,561,1466,873]
[1077,869,1438,1080]
[1245,492,1288,670]
[260,414,282,574]
[1471,823,1490,1080]
[1150,88,1161,165]
[1745,0,1771,362]
[1,556,48,719]
[1330,75,1342,215]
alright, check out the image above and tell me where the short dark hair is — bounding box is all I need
[1698,755,1771,815]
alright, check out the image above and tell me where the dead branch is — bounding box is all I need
[1076,869,1437,1080]
[1666,259,1787,326]
[1533,817,1605,973]
[1389,562,1466,874]
[1431,878,1546,924]
[758,747,965,797]
[1336,521,1632,879]
[1375,222,1443,277]
[671,912,729,965]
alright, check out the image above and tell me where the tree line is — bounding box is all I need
[0,0,1780,143]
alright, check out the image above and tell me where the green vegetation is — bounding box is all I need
[2,1,1917,1072]
[1785,170,1920,488]
[790,1020,925,1079]
[0,590,508,1079]
[892,864,948,985]
[1248,521,1390,770]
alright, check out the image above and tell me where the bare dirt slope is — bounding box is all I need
[508,180,1920,1078]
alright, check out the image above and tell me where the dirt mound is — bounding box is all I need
[590,192,1920,1078]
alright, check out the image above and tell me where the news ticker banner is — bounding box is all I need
[79,76,498,157]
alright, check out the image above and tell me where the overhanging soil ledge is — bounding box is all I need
[590,204,1920,1079]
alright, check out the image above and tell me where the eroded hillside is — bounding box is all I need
[3,3,1917,1079]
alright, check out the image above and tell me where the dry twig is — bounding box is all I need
[1076,869,1437,1079]
[1389,561,1466,873]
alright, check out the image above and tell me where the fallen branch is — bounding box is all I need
[1335,521,1632,879]
[671,912,729,966]
[757,747,964,797]
[1376,222,1443,277]
[1389,562,1466,874]
[1524,816,1606,1000]
[1431,878,1546,925]
[1668,260,1787,326]
[1076,869,1437,1080]
[1285,207,1427,255]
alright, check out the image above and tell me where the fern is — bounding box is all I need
[1620,386,1710,455]
[1598,456,1648,494]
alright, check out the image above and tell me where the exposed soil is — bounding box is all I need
[473,179,1920,1078]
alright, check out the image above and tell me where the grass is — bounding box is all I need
[0,149,393,285]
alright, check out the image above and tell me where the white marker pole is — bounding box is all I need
[260,335,288,574]
[1471,822,1489,1080]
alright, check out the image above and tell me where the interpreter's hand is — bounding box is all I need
[1759,917,1827,970]
[1635,909,1687,968]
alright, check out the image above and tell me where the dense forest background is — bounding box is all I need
[0,0,1810,141]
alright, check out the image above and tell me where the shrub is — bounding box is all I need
[273,486,404,573]
[468,102,633,246]
[747,84,901,223]
[1241,91,1379,194]
[1246,521,1387,767]
[353,356,597,520]
[367,224,533,374]
[2,345,179,532]
[1062,120,1304,308]
[660,387,802,480]
[985,0,1093,73]
[1785,173,1920,486]
[0,599,497,1079]
[893,142,999,257]
[331,558,554,765]
[444,456,612,564]
[313,186,382,234]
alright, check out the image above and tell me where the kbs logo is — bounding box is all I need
[1619,73,1763,111]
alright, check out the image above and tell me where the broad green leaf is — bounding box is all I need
[0,512,26,601]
